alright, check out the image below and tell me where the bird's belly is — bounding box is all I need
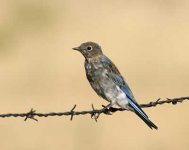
[100,79,129,106]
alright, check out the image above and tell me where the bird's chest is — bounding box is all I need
[85,61,105,82]
[85,61,113,94]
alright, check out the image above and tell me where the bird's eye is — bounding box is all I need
[87,46,92,51]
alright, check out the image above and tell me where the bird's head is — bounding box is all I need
[73,42,103,58]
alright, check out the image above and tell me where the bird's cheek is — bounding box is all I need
[82,50,87,55]
[80,50,86,56]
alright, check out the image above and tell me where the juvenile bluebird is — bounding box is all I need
[73,42,158,130]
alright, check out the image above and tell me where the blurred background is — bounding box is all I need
[0,0,189,149]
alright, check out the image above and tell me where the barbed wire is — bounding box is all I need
[0,96,188,121]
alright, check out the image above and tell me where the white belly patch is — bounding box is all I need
[104,85,129,108]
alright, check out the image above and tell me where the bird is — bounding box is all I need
[73,41,158,130]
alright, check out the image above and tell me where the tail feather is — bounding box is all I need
[126,95,158,129]
[134,108,158,130]
[120,86,158,129]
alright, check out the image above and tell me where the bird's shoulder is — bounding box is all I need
[99,55,121,75]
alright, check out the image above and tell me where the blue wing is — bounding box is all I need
[100,56,142,106]
[106,71,148,118]
[100,56,158,129]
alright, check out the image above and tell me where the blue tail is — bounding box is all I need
[121,87,158,130]
[128,98,158,129]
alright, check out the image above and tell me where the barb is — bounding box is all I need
[0,96,188,121]
[24,108,38,121]
[70,104,77,121]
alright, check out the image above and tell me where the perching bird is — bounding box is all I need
[73,42,158,130]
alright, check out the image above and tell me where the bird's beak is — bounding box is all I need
[72,46,80,51]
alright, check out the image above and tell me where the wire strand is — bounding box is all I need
[0,96,188,121]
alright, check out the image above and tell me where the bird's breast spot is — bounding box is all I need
[102,70,108,77]
[86,64,92,69]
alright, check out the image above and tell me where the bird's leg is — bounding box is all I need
[103,103,112,109]
[101,103,113,115]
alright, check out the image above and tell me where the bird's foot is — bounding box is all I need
[101,105,113,115]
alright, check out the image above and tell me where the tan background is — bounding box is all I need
[0,0,189,150]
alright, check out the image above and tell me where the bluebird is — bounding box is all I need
[73,42,158,130]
